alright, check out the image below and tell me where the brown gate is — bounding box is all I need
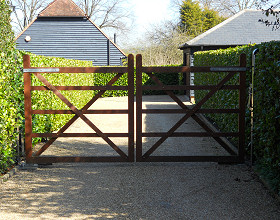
[135,54,246,163]
[23,54,134,164]
[24,53,247,164]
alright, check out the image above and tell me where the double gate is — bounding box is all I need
[23,54,247,164]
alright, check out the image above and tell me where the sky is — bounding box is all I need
[116,0,178,47]
[132,0,173,33]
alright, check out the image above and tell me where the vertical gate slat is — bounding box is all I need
[238,53,247,163]
[136,54,143,162]
[23,55,32,162]
[127,54,134,162]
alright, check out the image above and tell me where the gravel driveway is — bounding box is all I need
[1,95,279,219]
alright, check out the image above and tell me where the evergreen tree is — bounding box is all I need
[180,0,225,37]
[202,7,224,32]
[180,0,203,36]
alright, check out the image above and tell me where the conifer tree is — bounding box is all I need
[180,0,225,37]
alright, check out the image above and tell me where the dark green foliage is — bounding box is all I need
[180,0,225,37]
[194,42,280,195]
[26,52,94,143]
[143,70,183,95]
[0,0,23,174]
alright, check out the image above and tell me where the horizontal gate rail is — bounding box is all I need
[23,67,128,73]
[142,85,240,90]
[142,109,240,114]
[31,133,130,137]
[136,53,246,163]
[141,66,247,73]
[31,86,129,91]
[23,54,134,164]
[32,110,129,114]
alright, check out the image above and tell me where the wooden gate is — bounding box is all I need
[135,54,246,163]
[23,54,134,164]
[24,53,247,164]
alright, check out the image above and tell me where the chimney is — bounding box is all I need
[114,33,116,44]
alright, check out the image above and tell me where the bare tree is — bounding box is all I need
[76,0,133,31]
[11,0,132,36]
[127,20,190,66]
[217,0,270,15]
[172,0,273,15]
[259,2,280,30]
[11,0,51,33]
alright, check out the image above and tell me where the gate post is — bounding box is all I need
[183,51,191,100]
[127,54,134,162]
[23,54,32,163]
[136,54,143,162]
[238,53,247,163]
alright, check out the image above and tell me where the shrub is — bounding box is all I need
[0,0,23,174]
[194,41,280,194]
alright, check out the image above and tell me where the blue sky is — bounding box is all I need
[132,0,173,32]
[118,0,177,47]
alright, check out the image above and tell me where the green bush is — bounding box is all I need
[194,41,280,194]
[27,52,94,136]
[142,67,183,95]
[0,0,23,174]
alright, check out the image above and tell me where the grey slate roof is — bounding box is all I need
[180,9,280,49]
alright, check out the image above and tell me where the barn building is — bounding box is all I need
[16,0,126,66]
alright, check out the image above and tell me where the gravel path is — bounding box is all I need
[1,95,279,219]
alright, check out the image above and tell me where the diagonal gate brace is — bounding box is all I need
[33,72,128,160]
[142,72,236,159]
[34,73,125,156]
[146,72,237,156]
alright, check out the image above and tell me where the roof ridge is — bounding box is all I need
[39,0,86,17]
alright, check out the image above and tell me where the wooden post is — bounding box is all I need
[23,54,32,163]
[107,39,110,66]
[183,51,191,100]
[239,53,246,163]
[136,54,143,162]
[127,54,134,162]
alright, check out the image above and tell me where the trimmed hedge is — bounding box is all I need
[0,0,23,174]
[26,52,95,144]
[194,41,280,194]
[142,65,183,95]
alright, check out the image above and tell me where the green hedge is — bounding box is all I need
[0,0,22,174]
[26,53,95,144]
[142,65,183,95]
[194,41,280,194]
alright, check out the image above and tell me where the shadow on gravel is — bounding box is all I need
[1,162,280,219]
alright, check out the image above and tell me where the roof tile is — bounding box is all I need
[39,0,86,17]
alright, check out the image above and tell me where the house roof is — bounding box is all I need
[180,9,280,49]
[39,0,86,17]
[16,0,126,57]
